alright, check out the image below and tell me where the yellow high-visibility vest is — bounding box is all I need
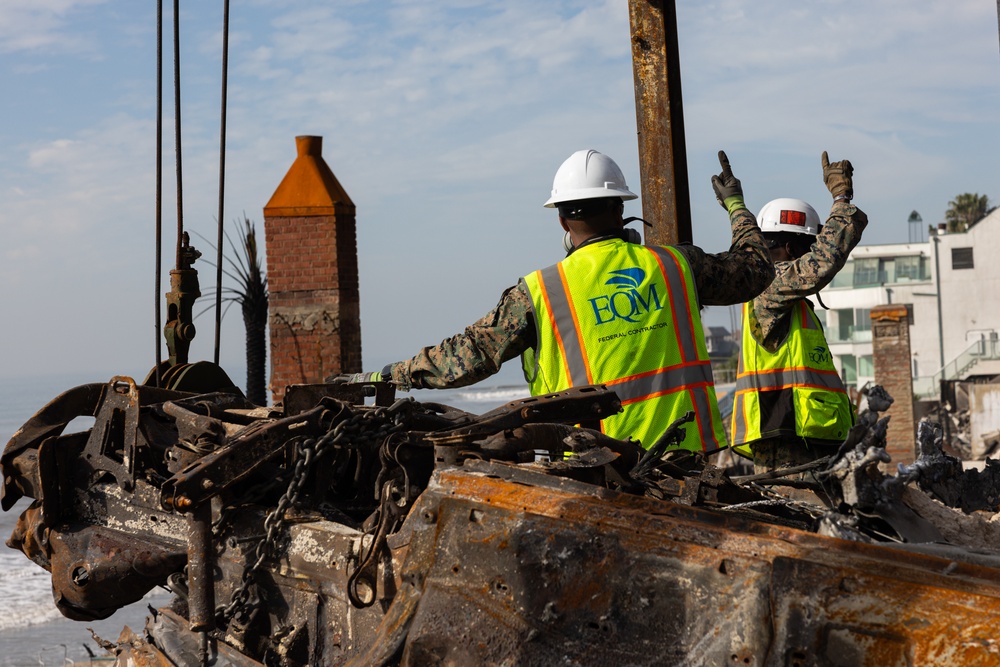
[730,300,854,457]
[521,239,726,451]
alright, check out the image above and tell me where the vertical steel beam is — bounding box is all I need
[628,0,692,246]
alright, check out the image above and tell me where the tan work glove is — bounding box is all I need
[821,151,854,201]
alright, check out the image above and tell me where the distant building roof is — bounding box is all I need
[705,326,730,337]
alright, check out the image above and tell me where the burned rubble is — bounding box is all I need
[4,379,1000,665]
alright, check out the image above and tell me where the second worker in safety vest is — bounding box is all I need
[342,149,774,452]
[730,152,869,473]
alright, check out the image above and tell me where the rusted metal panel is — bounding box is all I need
[387,465,1000,666]
[628,0,692,246]
[770,556,1000,666]
[399,489,773,665]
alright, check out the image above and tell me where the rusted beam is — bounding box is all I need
[628,0,692,246]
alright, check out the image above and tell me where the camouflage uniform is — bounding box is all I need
[745,201,867,352]
[743,201,868,471]
[386,208,773,391]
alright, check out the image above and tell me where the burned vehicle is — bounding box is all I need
[5,375,1000,666]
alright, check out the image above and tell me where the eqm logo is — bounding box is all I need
[588,268,663,325]
[809,345,832,364]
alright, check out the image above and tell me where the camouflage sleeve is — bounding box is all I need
[750,201,868,351]
[673,207,775,306]
[385,284,535,391]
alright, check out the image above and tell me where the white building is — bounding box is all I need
[817,208,1000,397]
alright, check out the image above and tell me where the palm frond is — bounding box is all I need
[192,215,269,405]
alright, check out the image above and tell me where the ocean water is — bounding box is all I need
[0,372,529,665]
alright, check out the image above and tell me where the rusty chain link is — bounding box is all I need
[218,398,414,628]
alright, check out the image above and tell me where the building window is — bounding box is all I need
[831,308,871,342]
[854,308,872,334]
[853,258,881,286]
[830,256,930,289]
[839,355,857,384]
[896,255,928,281]
[952,247,974,270]
[858,355,874,378]
[832,309,854,342]
[830,261,854,288]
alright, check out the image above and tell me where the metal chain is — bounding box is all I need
[218,399,413,627]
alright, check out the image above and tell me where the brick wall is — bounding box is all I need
[871,304,916,464]
[264,136,361,404]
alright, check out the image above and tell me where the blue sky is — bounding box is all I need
[1,0,998,388]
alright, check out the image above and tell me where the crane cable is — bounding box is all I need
[153,0,164,387]
[214,0,231,365]
[154,1,232,379]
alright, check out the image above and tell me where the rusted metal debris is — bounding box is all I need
[5,379,1000,666]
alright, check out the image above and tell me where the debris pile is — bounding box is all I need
[4,379,1000,666]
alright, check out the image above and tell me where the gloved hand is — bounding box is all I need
[821,151,854,201]
[711,150,745,215]
[327,371,383,384]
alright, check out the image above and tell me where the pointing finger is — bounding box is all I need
[821,150,830,169]
[718,150,732,178]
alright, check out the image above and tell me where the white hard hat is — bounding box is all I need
[756,198,821,236]
[543,149,638,208]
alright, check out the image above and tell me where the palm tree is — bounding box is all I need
[197,216,269,405]
[944,193,994,233]
[232,218,269,405]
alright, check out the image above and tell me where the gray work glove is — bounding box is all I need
[821,151,854,201]
[327,371,384,384]
[711,150,746,215]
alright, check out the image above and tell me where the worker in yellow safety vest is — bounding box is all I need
[730,152,869,473]
[342,149,774,452]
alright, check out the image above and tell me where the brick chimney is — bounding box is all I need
[264,136,361,404]
[871,304,916,464]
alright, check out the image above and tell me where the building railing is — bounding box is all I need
[912,336,1000,399]
[829,269,889,289]
[826,325,873,343]
[712,367,736,386]
[828,267,932,290]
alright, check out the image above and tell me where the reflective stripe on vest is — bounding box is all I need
[798,300,817,329]
[521,241,726,451]
[537,262,591,386]
[731,299,853,452]
[734,366,845,393]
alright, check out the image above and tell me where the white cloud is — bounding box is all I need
[0,0,107,54]
[1,0,998,381]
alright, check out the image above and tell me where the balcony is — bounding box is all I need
[827,263,931,290]
[826,325,873,344]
